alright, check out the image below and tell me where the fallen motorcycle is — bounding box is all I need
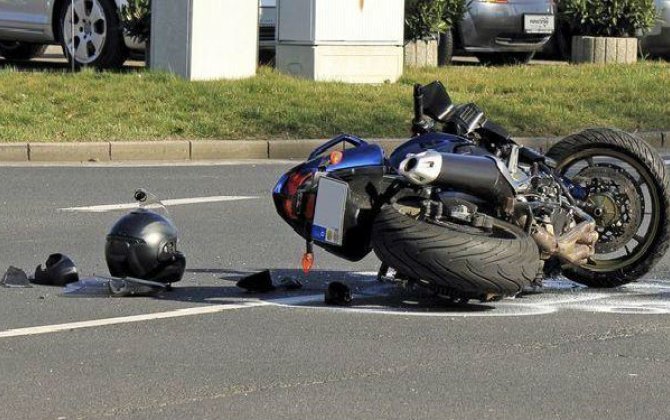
[273,81,670,302]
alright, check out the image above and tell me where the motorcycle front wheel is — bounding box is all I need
[547,128,670,287]
[371,201,541,301]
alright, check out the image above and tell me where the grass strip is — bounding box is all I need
[0,62,668,142]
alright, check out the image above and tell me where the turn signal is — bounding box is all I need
[301,252,314,274]
[329,151,344,165]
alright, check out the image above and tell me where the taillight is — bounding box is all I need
[281,171,313,220]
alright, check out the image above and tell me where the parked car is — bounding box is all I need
[254,0,554,66]
[259,0,277,63]
[440,0,555,65]
[0,0,274,69]
[640,0,670,58]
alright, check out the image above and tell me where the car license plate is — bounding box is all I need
[524,14,554,34]
[311,177,348,246]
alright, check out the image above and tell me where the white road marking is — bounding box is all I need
[664,160,670,165]
[4,278,670,340]
[59,196,258,213]
[0,302,268,339]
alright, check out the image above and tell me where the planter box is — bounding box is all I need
[571,36,637,64]
[404,39,438,67]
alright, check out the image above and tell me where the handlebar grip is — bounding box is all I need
[413,84,424,123]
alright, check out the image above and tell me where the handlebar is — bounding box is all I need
[413,84,424,124]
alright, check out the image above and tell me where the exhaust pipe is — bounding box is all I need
[398,150,515,200]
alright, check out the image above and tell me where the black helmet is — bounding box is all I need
[105,209,186,284]
[33,254,79,286]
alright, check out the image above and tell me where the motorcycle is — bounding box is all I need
[273,81,670,302]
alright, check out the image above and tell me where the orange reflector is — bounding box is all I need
[301,252,314,274]
[329,151,343,165]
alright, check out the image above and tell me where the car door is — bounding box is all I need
[0,0,50,37]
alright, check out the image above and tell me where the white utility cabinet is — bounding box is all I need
[150,0,258,81]
[277,0,404,83]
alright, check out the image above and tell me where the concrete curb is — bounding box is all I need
[0,131,667,162]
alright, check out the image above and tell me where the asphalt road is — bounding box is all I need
[2,161,670,420]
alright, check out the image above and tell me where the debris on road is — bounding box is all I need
[325,281,352,306]
[32,254,79,286]
[237,270,276,293]
[64,277,167,297]
[278,276,303,290]
[1,266,31,288]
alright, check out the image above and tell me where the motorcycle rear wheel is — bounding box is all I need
[547,128,670,287]
[371,203,541,301]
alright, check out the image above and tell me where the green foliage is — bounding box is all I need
[558,0,657,37]
[405,0,448,41]
[442,0,468,30]
[120,0,151,43]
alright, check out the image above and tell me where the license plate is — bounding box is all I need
[311,177,348,246]
[524,14,554,34]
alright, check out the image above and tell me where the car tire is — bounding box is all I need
[0,42,47,60]
[437,30,454,66]
[58,0,128,69]
[475,52,535,66]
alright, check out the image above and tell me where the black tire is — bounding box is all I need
[547,128,670,287]
[437,30,454,66]
[475,52,535,66]
[0,42,47,60]
[372,204,541,300]
[57,0,128,70]
[553,24,572,61]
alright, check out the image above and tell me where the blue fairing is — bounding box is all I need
[272,135,385,195]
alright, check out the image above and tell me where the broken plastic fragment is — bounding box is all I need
[236,270,275,293]
[279,277,303,290]
[325,281,352,306]
[108,278,166,297]
[33,254,79,286]
[64,277,113,296]
[64,277,167,297]
[1,267,31,288]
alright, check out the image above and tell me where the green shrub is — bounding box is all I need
[442,0,468,31]
[405,0,447,41]
[559,0,657,37]
[120,0,151,43]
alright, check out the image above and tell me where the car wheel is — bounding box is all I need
[0,42,47,60]
[437,30,454,66]
[475,52,535,66]
[58,0,128,69]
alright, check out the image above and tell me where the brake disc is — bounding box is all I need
[574,165,642,253]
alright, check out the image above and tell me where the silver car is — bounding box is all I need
[252,0,554,66]
[441,0,555,65]
[0,0,272,69]
[0,0,135,68]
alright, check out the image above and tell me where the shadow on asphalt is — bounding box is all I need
[175,268,497,312]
